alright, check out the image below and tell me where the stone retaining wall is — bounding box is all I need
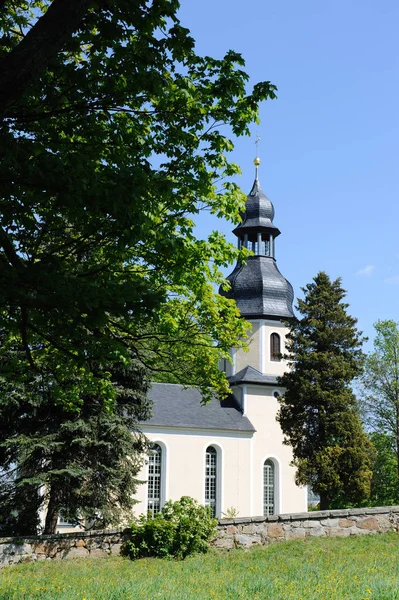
[0,529,129,568]
[215,506,399,549]
[2,506,399,568]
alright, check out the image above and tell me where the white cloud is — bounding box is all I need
[384,275,399,285]
[356,265,375,277]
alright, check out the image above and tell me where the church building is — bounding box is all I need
[134,159,308,518]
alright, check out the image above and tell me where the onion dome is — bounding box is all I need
[220,158,294,321]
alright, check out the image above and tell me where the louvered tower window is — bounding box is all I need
[270,332,281,362]
[205,446,217,517]
[263,459,275,516]
[147,444,162,517]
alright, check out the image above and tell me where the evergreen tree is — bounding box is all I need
[277,272,373,510]
[0,347,151,535]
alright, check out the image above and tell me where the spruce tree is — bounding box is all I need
[277,272,374,510]
[0,349,152,535]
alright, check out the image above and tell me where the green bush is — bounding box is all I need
[125,496,218,560]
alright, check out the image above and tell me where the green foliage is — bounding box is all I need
[367,432,399,506]
[0,355,152,535]
[0,0,274,534]
[277,271,374,509]
[0,0,276,404]
[125,496,217,560]
[359,320,399,495]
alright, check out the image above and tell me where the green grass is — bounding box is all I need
[1,533,399,599]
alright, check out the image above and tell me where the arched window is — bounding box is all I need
[147,444,162,517]
[270,332,281,362]
[205,446,217,517]
[263,459,275,516]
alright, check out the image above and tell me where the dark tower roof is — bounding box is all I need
[232,178,280,238]
[220,162,294,321]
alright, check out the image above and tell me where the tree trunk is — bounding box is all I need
[0,0,96,117]
[319,493,330,510]
[43,488,59,534]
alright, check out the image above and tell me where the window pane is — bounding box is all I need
[205,446,217,518]
[263,460,275,516]
[147,444,162,517]
[270,333,281,362]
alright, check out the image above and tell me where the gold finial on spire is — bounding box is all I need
[254,135,261,177]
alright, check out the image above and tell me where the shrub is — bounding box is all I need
[124,496,218,560]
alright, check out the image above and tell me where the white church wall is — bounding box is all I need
[234,321,261,373]
[134,426,253,518]
[233,320,289,376]
[243,385,307,515]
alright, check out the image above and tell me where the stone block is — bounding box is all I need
[365,507,391,515]
[241,525,256,534]
[377,516,393,530]
[348,507,369,516]
[267,524,284,538]
[308,527,326,537]
[286,529,306,540]
[234,534,261,548]
[226,525,238,534]
[357,518,378,530]
[327,527,351,537]
[320,519,338,528]
[339,519,356,528]
[109,543,123,556]
[302,520,321,528]
[32,543,57,557]
[213,537,234,549]
[89,548,108,558]
[290,521,302,528]
[75,539,87,548]
[63,547,89,559]
[329,510,349,518]
[2,543,32,556]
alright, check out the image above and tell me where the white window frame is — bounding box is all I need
[147,441,167,516]
[203,443,223,518]
[262,456,281,516]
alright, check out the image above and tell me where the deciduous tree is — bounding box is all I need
[360,320,399,493]
[277,272,373,510]
[0,0,276,532]
[0,0,276,405]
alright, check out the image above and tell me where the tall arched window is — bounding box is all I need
[147,444,162,517]
[263,459,275,516]
[205,446,217,517]
[270,332,281,362]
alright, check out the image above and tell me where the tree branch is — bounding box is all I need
[0,0,98,117]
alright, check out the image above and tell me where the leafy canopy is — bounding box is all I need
[359,320,399,495]
[277,271,373,509]
[0,0,277,406]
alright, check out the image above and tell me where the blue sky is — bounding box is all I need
[179,0,399,348]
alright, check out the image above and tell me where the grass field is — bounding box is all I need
[1,533,399,600]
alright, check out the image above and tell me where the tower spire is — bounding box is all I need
[254,135,261,179]
[219,144,294,321]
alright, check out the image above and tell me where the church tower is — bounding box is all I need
[220,157,294,379]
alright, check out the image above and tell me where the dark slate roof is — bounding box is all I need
[143,383,255,432]
[233,178,280,238]
[228,366,279,386]
[220,256,294,320]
